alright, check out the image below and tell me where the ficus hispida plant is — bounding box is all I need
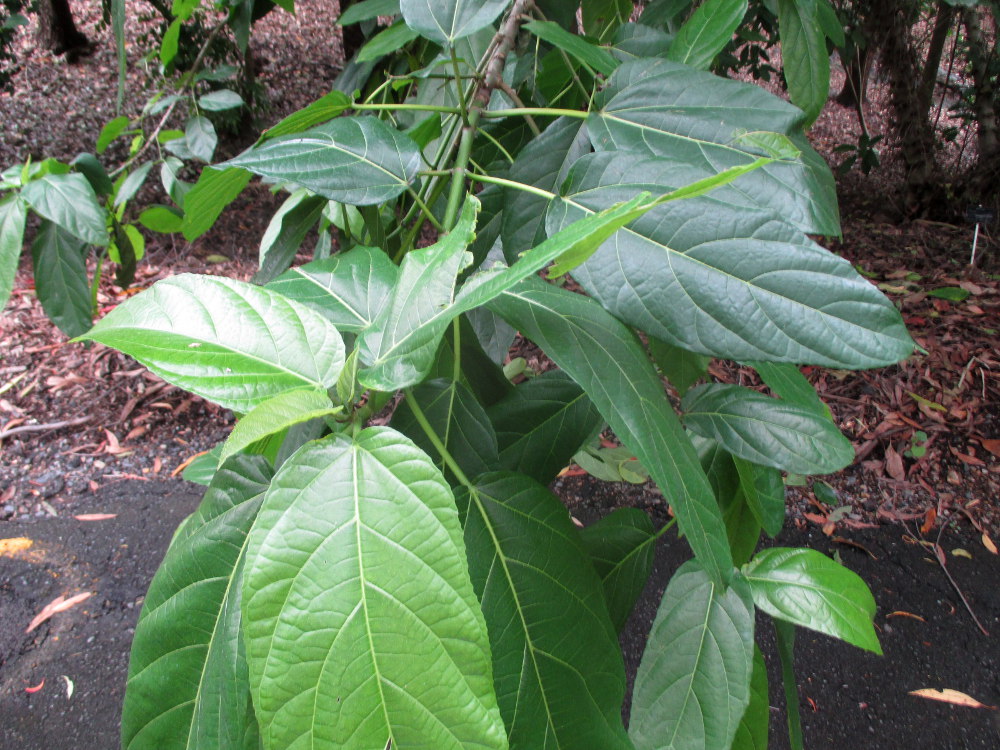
[79,1,915,748]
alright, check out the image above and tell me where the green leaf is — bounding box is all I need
[71,153,114,197]
[774,619,804,750]
[114,161,153,208]
[589,58,839,235]
[553,151,914,368]
[682,384,854,474]
[183,444,224,486]
[121,456,272,750]
[459,473,632,749]
[582,0,632,40]
[732,456,786,536]
[487,370,604,485]
[778,0,829,126]
[243,428,506,749]
[21,173,108,246]
[253,190,326,284]
[261,91,352,140]
[743,547,882,653]
[183,115,218,163]
[524,20,619,75]
[393,378,500,482]
[220,388,341,464]
[0,196,27,310]
[400,0,508,44]
[648,337,710,397]
[928,286,970,302]
[666,0,748,70]
[79,274,346,412]
[198,89,245,112]
[629,560,755,750]
[579,508,656,631]
[266,244,398,333]
[732,646,770,750]
[160,18,181,67]
[339,0,400,25]
[748,361,831,419]
[222,116,422,205]
[31,220,91,337]
[182,167,252,241]
[138,205,184,234]
[97,115,131,154]
[696,437,762,566]
[488,279,734,585]
[356,19,420,62]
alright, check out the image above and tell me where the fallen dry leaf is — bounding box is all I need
[25,592,93,633]
[980,438,1000,459]
[885,444,906,481]
[982,533,998,555]
[887,611,926,622]
[73,513,117,521]
[25,679,45,694]
[0,537,33,557]
[909,688,997,710]
[952,548,973,559]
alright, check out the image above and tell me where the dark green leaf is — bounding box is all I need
[182,167,252,241]
[253,190,326,284]
[30,220,91,337]
[582,0,632,40]
[629,560,755,750]
[183,115,218,162]
[262,91,353,140]
[459,472,633,749]
[666,0,748,70]
[71,153,114,197]
[400,0,508,44]
[778,0,829,126]
[744,547,882,653]
[182,444,223,486]
[243,428,506,748]
[696,436,762,566]
[774,619,804,750]
[748,360,831,419]
[524,20,619,75]
[356,20,420,62]
[0,196,27,310]
[338,0,400,25]
[733,456,785,536]
[114,162,153,208]
[648,337,710,396]
[732,646,770,750]
[21,173,108,246]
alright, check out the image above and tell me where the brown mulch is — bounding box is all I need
[1,2,999,550]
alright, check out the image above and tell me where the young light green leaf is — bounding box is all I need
[488,279,734,585]
[732,646,770,750]
[682,384,854,475]
[743,547,882,653]
[121,456,273,750]
[629,560,755,750]
[198,89,245,112]
[31,220,91,337]
[79,274,345,413]
[338,0,400,25]
[579,508,656,631]
[778,0,829,126]
[243,428,507,750]
[222,116,422,205]
[400,0,508,45]
[182,167,252,241]
[0,196,27,310]
[524,20,619,75]
[266,244,398,332]
[138,205,184,234]
[666,0,748,70]
[21,173,108,246]
[261,91,352,141]
[97,115,131,154]
[459,472,633,749]
[159,18,181,67]
[253,190,326,284]
[219,389,341,465]
[183,444,224,486]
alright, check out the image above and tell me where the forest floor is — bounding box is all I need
[1,1,1000,748]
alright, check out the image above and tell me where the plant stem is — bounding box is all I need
[352,102,462,115]
[404,388,474,490]
[468,172,556,199]
[481,107,588,120]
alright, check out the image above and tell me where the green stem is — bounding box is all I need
[404,388,474,490]
[468,172,556,199]
[405,186,444,231]
[351,102,463,115]
[450,47,470,123]
[652,516,677,541]
[451,318,462,383]
[481,107,588,120]
[442,111,481,229]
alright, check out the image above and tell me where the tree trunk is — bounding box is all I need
[36,0,88,57]
[961,7,999,166]
[916,3,955,117]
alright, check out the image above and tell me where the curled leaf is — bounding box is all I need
[908,689,997,710]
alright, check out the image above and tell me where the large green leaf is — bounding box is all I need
[731,646,769,750]
[30,220,91,337]
[588,58,839,235]
[80,274,345,412]
[743,547,882,653]
[0,195,27,310]
[552,151,914,368]
[181,167,252,241]
[21,172,108,246]
[487,370,604,484]
[666,0,748,70]
[400,0,508,44]
[629,560,755,750]
[266,243,399,333]
[778,0,829,126]
[242,428,506,749]
[254,189,326,284]
[682,384,854,475]
[222,116,422,205]
[392,378,501,483]
[121,456,273,750]
[524,20,619,75]
[459,472,632,749]
[488,279,733,585]
[579,508,656,631]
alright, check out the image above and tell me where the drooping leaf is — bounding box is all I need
[261,91,353,140]
[220,388,341,464]
[648,337,710,396]
[21,173,108,246]
[732,456,785,536]
[465,306,516,365]
[266,243,398,333]
[743,547,882,653]
[666,0,748,70]
[489,279,733,585]
[400,0,508,45]
[778,0,829,126]
[31,220,91,337]
[524,20,619,75]
[629,560,755,750]
[243,428,507,749]
[182,167,253,241]
[459,472,633,749]
[579,508,656,631]
[732,646,770,750]
[682,384,854,475]
[0,196,27,310]
[588,58,839,235]
[253,190,326,284]
[79,274,345,412]
[488,370,604,485]
[121,456,273,750]
[222,116,422,205]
